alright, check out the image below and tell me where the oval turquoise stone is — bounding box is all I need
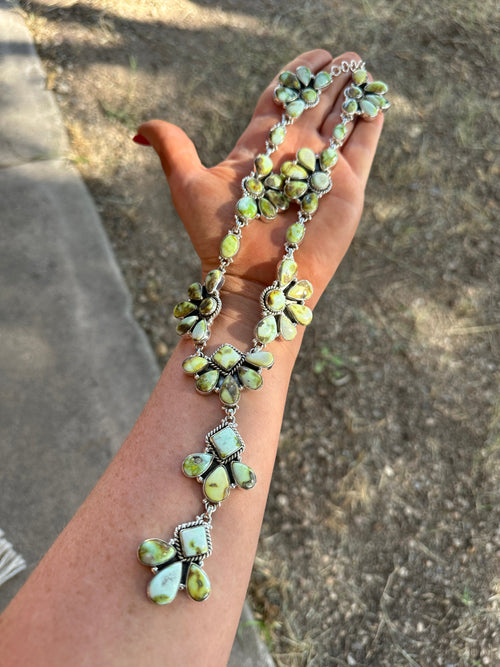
[183,452,213,478]
[352,69,367,85]
[286,222,306,244]
[264,173,284,190]
[182,355,209,374]
[310,171,331,192]
[278,258,297,286]
[342,98,358,115]
[333,124,347,141]
[186,563,211,602]
[220,233,240,258]
[346,85,363,99]
[219,374,241,406]
[236,196,258,220]
[203,465,231,502]
[254,154,273,177]
[148,561,182,605]
[286,99,306,118]
[274,86,299,104]
[365,80,388,95]
[301,88,318,105]
[360,99,379,119]
[138,539,176,567]
[320,147,338,170]
[187,282,203,300]
[199,297,217,316]
[269,125,286,146]
[244,177,264,197]
[301,192,319,215]
[205,269,224,293]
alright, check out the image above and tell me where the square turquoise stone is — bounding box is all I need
[179,525,209,558]
[209,425,243,459]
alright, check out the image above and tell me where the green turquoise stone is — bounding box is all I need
[258,197,277,220]
[254,154,273,177]
[313,71,332,89]
[274,86,299,104]
[187,282,203,300]
[244,177,264,197]
[287,303,313,326]
[182,355,209,374]
[209,424,243,459]
[138,538,176,567]
[231,461,257,490]
[360,99,379,119]
[173,301,197,319]
[148,561,182,605]
[287,279,313,301]
[279,314,297,341]
[203,464,231,503]
[182,453,213,478]
[284,180,308,199]
[256,315,278,344]
[176,315,198,335]
[220,233,240,259]
[365,94,383,108]
[278,258,297,286]
[286,222,306,244]
[179,524,209,557]
[265,288,286,312]
[269,125,286,146]
[205,269,224,293]
[297,147,316,172]
[279,71,300,90]
[212,344,241,371]
[352,69,367,85]
[301,88,318,105]
[296,65,312,87]
[281,161,308,180]
[264,173,284,190]
[199,297,217,316]
[333,124,347,141]
[191,318,208,342]
[310,171,331,192]
[266,190,290,210]
[186,563,211,602]
[245,350,274,369]
[286,99,306,118]
[196,369,219,393]
[320,147,338,170]
[346,85,363,99]
[236,196,258,220]
[342,98,358,115]
[301,192,319,215]
[219,374,240,406]
[378,96,390,110]
[365,80,388,95]
[238,366,263,390]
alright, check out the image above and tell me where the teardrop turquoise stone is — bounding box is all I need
[231,461,257,490]
[182,453,213,477]
[148,561,182,605]
[186,563,211,602]
[138,539,176,567]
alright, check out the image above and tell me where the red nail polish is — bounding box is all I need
[132,134,150,146]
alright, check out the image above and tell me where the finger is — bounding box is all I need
[342,112,384,187]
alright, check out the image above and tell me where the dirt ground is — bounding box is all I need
[18,0,499,664]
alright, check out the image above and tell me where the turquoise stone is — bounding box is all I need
[301,88,318,105]
[237,366,263,390]
[212,344,241,371]
[310,171,331,192]
[287,279,313,301]
[297,147,316,173]
[244,177,264,197]
[231,461,257,490]
[265,288,286,312]
[187,282,203,300]
[182,453,213,478]
[313,71,332,89]
[296,65,312,87]
[286,222,306,244]
[138,538,176,567]
[186,563,211,602]
[360,99,379,119]
[244,350,274,369]
[264,173,284,190]
[210,425,243,459]
[176,315,198,336]
[300,192,319,215]
[219,374,240,406]
[281,161,308,180]
[266,190,290,210]
[284,180,308,199]
[236,196,258,220]
[220,233,240,258]
[173,301,197,319]
[279,70,300,90]
[148,561,182,605]
[182,355,209,374]
[199,296,217,316]
[286,99,306,118]
[203,465,231,503]
[333,124,347,142]
[258,197,277,220]
[179,524,209,557]
[278,258,298,286]
[196,369,219,393]
[205,269,224,293]
[365,80,388,95]
[279,314,297,341]
[269,125,286,146]
[191,318,208,342]
[346,85,363,99]
[352,69,367,85]
[342,98,358,115]
[254,154,273,177]
[287,303,313,326]
[320,147,338,170]
[274,86,299,104]
[256,315,278,344]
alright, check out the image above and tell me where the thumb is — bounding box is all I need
[135,119,204,190]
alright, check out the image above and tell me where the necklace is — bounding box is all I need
[137,58,390,605]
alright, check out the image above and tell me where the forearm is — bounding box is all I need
[0,299,303,666]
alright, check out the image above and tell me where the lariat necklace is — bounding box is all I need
[137,58,390,605]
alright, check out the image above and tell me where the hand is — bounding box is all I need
[136,49,384,311]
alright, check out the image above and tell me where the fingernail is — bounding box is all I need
[132,134,151,146]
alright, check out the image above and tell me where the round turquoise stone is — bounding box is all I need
[236,196,258,220]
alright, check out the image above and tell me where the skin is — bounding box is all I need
[0,50,383,666]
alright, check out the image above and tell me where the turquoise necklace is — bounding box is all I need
[137,58,390,605]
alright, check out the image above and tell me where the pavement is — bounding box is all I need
[0,2,273,664]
